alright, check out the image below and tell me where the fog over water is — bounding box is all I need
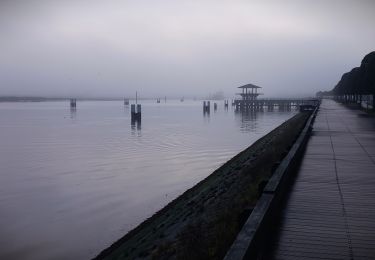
[1,0,374,98]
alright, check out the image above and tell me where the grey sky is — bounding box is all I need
[1,0,374,98]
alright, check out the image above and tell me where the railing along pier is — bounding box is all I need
[234,99,319,112]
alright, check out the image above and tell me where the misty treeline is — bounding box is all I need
[317,51,375,98]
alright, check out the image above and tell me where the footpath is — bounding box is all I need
[265,99,375,260]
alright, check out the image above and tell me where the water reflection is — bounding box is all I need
[70,107,77,119]
[235,110,259,132]
[203,110,210,123]
[131,119,141,136]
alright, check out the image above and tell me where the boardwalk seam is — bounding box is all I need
[325,110,354,260]
[338,114,375,165]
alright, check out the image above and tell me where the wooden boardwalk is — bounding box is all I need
[264,99,375,260]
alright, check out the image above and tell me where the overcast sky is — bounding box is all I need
[0,0,374,98]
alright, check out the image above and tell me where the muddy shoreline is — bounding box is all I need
[95,112,310,260]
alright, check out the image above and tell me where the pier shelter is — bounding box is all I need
[238,84,262,101]
[235,83,263,111]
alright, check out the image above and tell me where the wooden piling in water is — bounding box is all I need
[70,99,76,108]
[131,104,141,122]
[203,101,210,114]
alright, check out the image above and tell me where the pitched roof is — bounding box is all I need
[238,83,261,89]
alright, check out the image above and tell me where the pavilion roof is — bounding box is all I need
[238,83,262,89]
[236,93,261,96]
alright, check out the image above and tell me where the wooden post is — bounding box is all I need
[137,104,141,112]
[70,99,76,108]
[131,104,142,122]
[203,101,210,113]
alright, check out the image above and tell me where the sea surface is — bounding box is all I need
[0,100,296,259]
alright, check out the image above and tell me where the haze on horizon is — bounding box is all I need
[0,0,374,99]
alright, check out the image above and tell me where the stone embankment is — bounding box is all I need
[95,112,311,260]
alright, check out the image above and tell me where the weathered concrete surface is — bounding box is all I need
[265,99,375,260]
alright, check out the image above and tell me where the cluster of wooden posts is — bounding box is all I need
[203,100,234,114]
[69,95,167,124]
[69,98,142,124]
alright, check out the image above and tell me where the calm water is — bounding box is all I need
[0,100,296,259]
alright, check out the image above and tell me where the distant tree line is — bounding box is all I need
[316,52,375,108]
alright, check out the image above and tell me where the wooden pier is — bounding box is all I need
[234,84,319,111]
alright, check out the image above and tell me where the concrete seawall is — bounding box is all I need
[95,111,313,260]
